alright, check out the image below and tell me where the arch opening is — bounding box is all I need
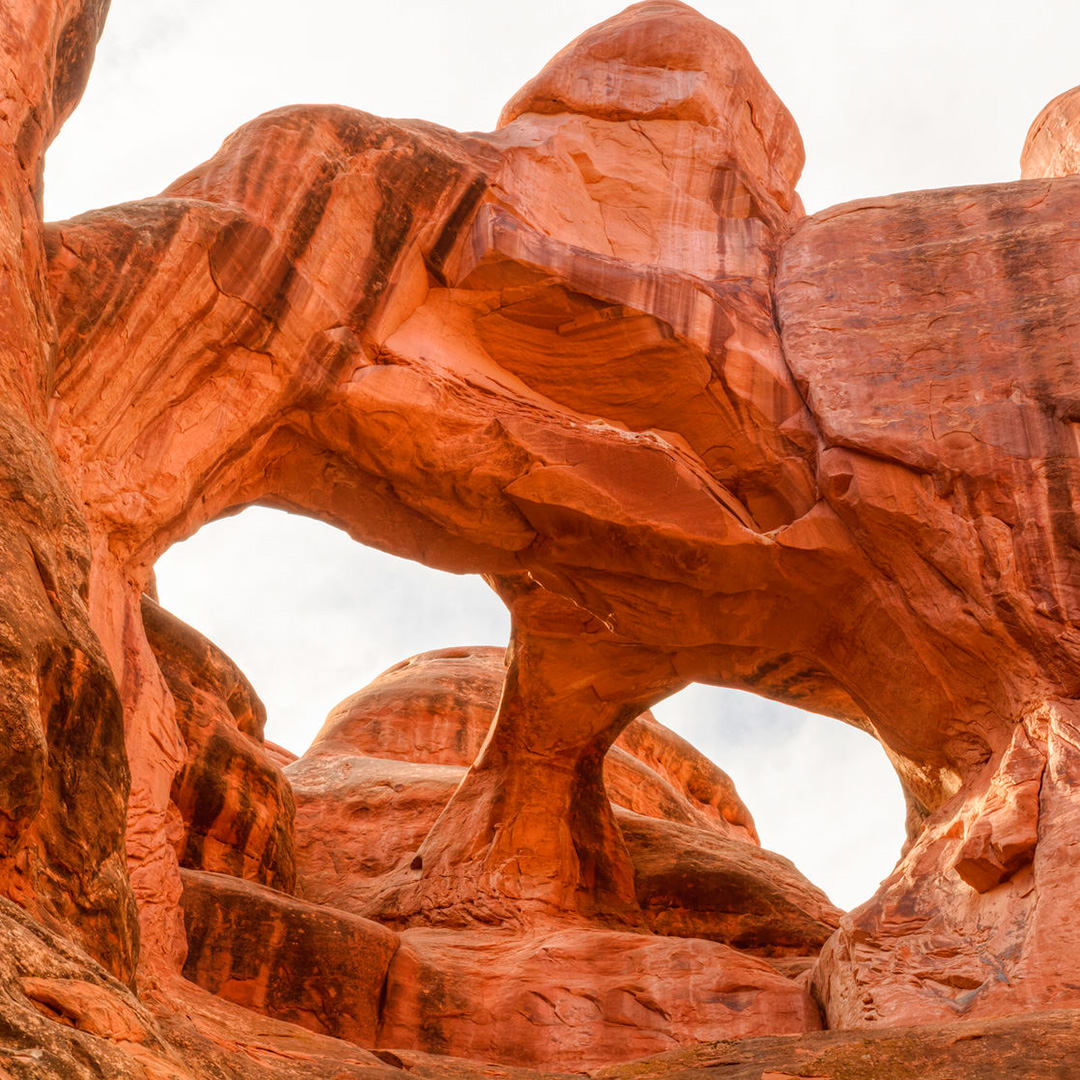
[652,685,907,911]
[156,504,907,913]
[154,506,511,755]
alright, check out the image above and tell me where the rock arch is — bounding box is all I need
[3,0,1080,1070]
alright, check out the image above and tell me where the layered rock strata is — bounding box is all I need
[0,0,1078,1074]
[44,0,832,968]
[273,646,837,1068]
[287,647,836,958]
[142,597,296,891]
[124,627,837,1069]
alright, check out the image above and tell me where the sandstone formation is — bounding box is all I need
[775,174,1080,1027]
[179,869,397,1045]
[277,647,836,1068]
[287,647,835,956]
[0,0,136,989]
[378,926,821,1071]
[0,0,1079,1074]
[616,811,838,961]
[42,0,829,967]
[1022,84,1080,178]
[143,597,296,892]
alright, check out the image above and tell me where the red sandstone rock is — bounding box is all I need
[158,974,576,1080]
[1022,85,1080,178]
[499,1,804,214]
[283,644,838,1063]
[0,0,136,985]
[288,753,463,912]
[0,892,194,1078]
[143,597,296,891]
[6,0,1080,1073]
[151,984,398,1080]
[179,869,398,1045]
[287,646,805,939]
[310,646,504,767]
[2,879,1077,1080]
[41,0,831,964]
[775,177,1080,1026]
[589,1011,1080,1079]
[613,712,759,839]
[263,740,299,768]
[377,925,821,1071]
[616,810,839,957]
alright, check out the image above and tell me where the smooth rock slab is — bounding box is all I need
[377,925,821,1071]
[616,809,840,956]
[179,869,399,1045]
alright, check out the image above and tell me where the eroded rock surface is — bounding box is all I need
[0,0,136,987]
[616,811,839,958]
[287,647,834,948]
[379,926,821,1072]
[0,0,1079,1074]
[179,869,398,1045]
[277,646,836,1066]
[42,0,832,963]
[143,597,296,891]
[775,175,1080,1026]
[1022,84,1080,178]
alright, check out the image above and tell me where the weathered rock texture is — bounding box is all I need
[775,175,1080,1027]
[1022,84,1080,178]
[179,869,397,1045]
[0,0,138,990]
[143,597,296,891]
[43,0,833,972]
[590,1011,1080,1079]
[278,647,834,1068]
[287,647,835,956]
[1,0,1080,1074]
[379,926,821,1071]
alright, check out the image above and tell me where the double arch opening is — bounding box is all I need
[155,504,905,913]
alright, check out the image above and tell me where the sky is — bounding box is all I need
[42,1,1080,911]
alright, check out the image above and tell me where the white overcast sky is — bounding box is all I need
[42,1,1080,910]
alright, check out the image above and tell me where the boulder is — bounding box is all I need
[179,869,398,1046]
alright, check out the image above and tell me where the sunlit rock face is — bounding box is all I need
[1022,84,1080,178]
[4,0,1080,1073]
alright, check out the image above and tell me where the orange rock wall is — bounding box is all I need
[0,0,136,984]
[776,174,1080,1025]
[2,0,1080,1074]
[143,598,296,891]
